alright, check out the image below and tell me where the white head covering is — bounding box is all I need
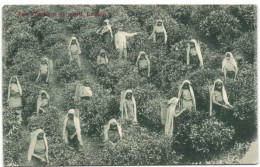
[8,76,22,102]
[68,36,81,61]
[102,19,113,38]
[27,129,48,162]
[178,80,196,111]
[104,118,122,142]
[152,19,167,44]
[97,49,108,65]
[120,90,137,122]
[37,90,50,115]
[165,97,179,137]
[186,39,203,67]
[136,51,151,77]
[63,109,83,145]
[209,79,230,116]
[222,52,238,74]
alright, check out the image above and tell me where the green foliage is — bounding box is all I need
[174,112,235,162]
[56,61,83,83]
[200,10,242,48]
[2,5,257,166]
[100,125,183,165]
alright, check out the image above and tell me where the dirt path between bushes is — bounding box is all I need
[240,139,258,164]
[47,30,102,165]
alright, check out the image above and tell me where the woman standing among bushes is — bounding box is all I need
[96,19,113,46]
[209,79,234,118]
[69,36,81,67]
[136,51,150,77]
[104,118,122,144]
[164,97,181,137]
[120,90,137,123]
[7,76,23,123]
[36,90,50,115]
[27,129,49,166]
[97,49,108,77]
[63,109,83,150]
[36,57,53,84]
[150,19,167,45]
[186,39,203,68]
[222,52,238,80]
[178,80,196,112]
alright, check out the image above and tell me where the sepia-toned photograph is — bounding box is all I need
[2,4,257,166]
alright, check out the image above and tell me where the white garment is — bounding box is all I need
[209,79,230,116]
[115,32,138,50]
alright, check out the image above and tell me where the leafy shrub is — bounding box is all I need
[227,5,256,32]
[4,128,30,166]
[199,10,242,48]
[100,124,183,165]
[56,61,83,83]
[173,111,235,162]
[139,98,164,132]
[97,60,133,90]
[231,31,256,63]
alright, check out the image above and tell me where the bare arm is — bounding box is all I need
[125,32,138,38]
[96,27,103,34]
[212,94,228,108]
[36,71,41,81]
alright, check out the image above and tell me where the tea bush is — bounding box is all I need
[100,124,183,165]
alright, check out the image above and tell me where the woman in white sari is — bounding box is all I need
[96,19,113,44]
[178,80,196,112]
[7,76,22,123]
[120,90,137,124]
[209,79,234,121]
[150,19,167,44]
[36,57,54,84]
[63,109,83,150]
[69,36,81,67]
[27,129,49,166]
[164,97,183,137]
[136,51,150,77]
[104,118,122,145]
[8,76,22,109]
[186,39,203,68]
[36,90,50,115]
[222,52,238,80]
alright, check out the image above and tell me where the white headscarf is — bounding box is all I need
[8,76,22,101]
[102,19,113,38]
[222,52,238,74]
[120,90,137,122]
[209,79,230,116]
[165,97,179,137]
[178,80,196,111]
[97,49,108,65]
[37,90,50,115]
[136,51,151,77]
[68,37,81,61]
[104,118,122,142]
[186,39,203,67]
[63,109,83,145]
[152,19,167,44]
[27,129,48,162]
